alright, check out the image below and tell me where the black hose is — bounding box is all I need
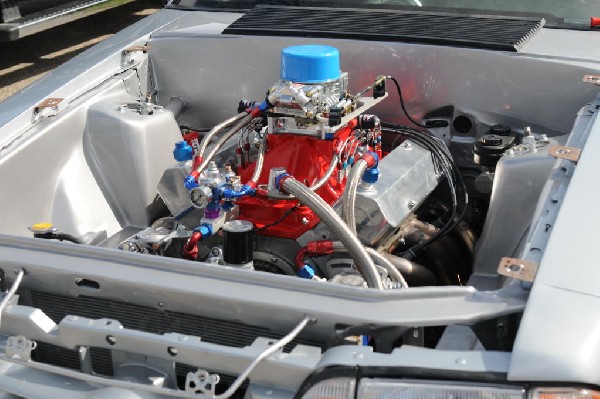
[34,232,83,244]
[381,252,437,286]
[387,76,429,129]
[382,122,468,258]
[165,96,186,118]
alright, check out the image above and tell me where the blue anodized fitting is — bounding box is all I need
[361,151,380,184]
[297,264,316,279]
[274,173,290,192]
[184,175,199,190]
[173,141,194,162]
[221,184,256,199]
[362,167,380,184]
[196,223,212,237]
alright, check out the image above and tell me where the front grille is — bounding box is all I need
[33,343,242,391]
[27,291,322,384]
[34,343,113,376]
[223,6,545,52]
[30,291,320,348]
[35,342,80,371]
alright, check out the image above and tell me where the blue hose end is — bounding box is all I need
[258,100,270,112]
[173,141,194,162]
[298,264,316,279]
[362,167,380,184]
[184,176,198,190]
[196,224,212,237]
[222,184,255,199]
[242,184,255,196]
[221,200,234,211]
[274,173,290,192]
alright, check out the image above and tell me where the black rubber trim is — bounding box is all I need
[357,366,510,383]
[223,6,545,52]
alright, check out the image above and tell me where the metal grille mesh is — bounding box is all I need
[29,290,323,382]
[223,6,544,51]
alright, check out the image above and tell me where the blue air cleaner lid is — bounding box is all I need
[280,45,341,83]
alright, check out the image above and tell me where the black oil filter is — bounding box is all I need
[222,220,254,265]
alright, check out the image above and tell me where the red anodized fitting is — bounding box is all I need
[250,106,263,118]
[183,130,199,148]
[246,180,258,190]
[182,231,203,261]
[294,240,335,270]
[188,169,200,181]
[358,151,378,168]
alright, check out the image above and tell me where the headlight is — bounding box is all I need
[301,377,355,399]
[357,379,525,399]
[531,388,600,399]
[300,377,525,399]
[298,375,600,399]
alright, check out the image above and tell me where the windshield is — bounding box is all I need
[169,0,600,28]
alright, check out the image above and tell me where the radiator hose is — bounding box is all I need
[279,176,384,289]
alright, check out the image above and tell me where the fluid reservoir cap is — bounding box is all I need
[29,223,57,234]
[489,124,512,136]
[481,134,503,146]
[223,220,253,233]
[280,45,341,83]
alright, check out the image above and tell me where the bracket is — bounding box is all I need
[5,335,36,361]
[583,75,600,86]
[121,45,149,54]
[34,98,63,114]
[497,257,539,282]
[184,369,220,396]
[548,145,581,163]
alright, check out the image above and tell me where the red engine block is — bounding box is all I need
[236,120,356,239]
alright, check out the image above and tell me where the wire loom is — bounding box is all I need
[383,122,468,259]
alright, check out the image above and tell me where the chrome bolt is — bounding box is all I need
[302,217,309,225]
[507,263,524,273]
[407,200,417,210]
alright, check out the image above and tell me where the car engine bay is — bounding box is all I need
[27,43,558,293]
[110,44,471,290]
[0,18,598,396]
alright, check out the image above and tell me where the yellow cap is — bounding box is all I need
[29,223,57,234]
